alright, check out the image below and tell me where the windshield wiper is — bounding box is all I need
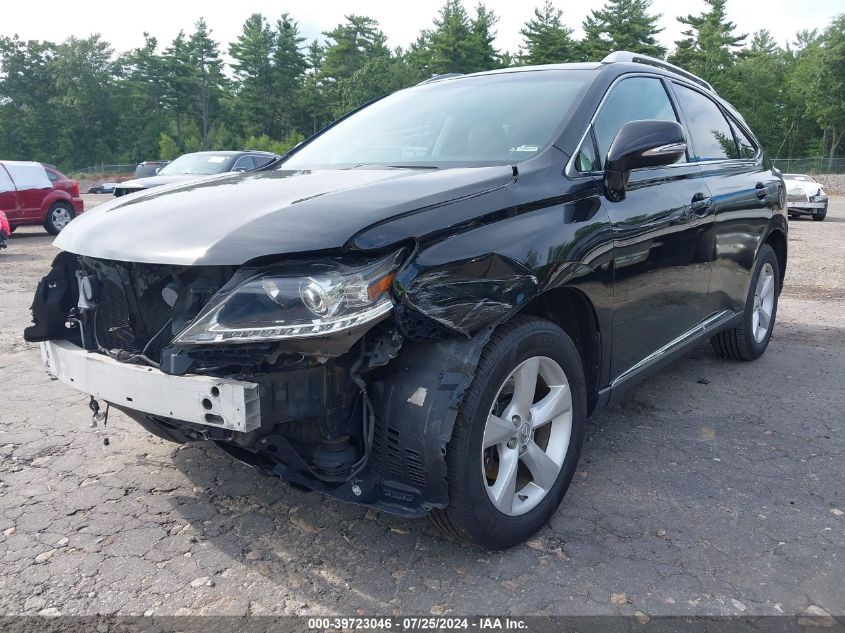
[351,163,439,170]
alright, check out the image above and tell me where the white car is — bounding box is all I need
[783,173,828,221]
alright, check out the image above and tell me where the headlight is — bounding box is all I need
[174,250,403,345]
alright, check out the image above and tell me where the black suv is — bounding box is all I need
[26,52,786,549]
[113,151,279,197]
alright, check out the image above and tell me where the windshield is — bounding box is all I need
[282,70,592,169]
[159,154,233,176]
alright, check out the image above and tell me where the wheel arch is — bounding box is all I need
[516,285,603,415]
[42,192,72,217]
[763,227,787,292]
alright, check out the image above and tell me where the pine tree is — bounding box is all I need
[229,13,275,137]
[271,14,307,138]
[119,34,168,161]
[299,40,326,135]
[581,0,665,60]
[668,0,746,88]
[187,18,227,149]
[162,31,196,146]
[428,0,475,74]
[469,3,500,71]
[520,0,577,65]
[322,15,389,83]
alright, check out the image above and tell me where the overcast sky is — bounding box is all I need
[3,0,841,57]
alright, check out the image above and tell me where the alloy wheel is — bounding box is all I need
[51,207,72,231]
[482,356,573,516]
[752,262,775,343]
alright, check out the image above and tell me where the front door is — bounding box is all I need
[588,76,714,379]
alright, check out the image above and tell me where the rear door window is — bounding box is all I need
[673,83,739,161]
[730,122,757,159]
[592,77,681,168]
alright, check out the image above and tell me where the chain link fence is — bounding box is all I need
[71,164,136,177]
[772,158,845,174]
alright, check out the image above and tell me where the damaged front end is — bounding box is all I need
[24,249,493,516]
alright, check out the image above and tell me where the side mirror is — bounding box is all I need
[603,120,687,202]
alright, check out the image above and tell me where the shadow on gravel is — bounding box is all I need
[153,337,844,614]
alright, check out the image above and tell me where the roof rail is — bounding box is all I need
[602,51,715,93]
[417,72,464,85]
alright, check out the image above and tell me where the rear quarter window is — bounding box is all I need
[4,162,52,190]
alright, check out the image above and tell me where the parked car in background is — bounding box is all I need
[87,182,118,194]
[783,173,828,221]
[0,161,84,234]
[26,53,786,549]
[114,151,279,197]
[134,161,168,179]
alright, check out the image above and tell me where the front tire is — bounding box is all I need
[711,244,780,361]
[813,206,827,221]
[429,317,587,549]
[44,202,74,235]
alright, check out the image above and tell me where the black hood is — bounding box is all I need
[56,167,514,265]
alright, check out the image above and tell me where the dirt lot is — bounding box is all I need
[0,194,842,617]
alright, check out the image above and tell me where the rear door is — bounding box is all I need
[580,75,715,380]
[0,164,18,221]
[670,82,779,316]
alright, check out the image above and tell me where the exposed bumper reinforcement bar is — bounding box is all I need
[40,340,261,433]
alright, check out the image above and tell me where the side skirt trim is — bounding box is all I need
[598,310,741,404]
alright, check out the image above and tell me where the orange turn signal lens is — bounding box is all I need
[367,272,395,302]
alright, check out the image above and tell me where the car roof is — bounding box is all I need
[0,160,45,168]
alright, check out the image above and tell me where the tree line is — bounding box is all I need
[0,0,843,173]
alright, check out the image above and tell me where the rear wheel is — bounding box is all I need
[711,244,779,361]
[429,317,586,549]
[44,202,74,235]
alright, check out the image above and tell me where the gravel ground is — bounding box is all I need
[0,194,842,617]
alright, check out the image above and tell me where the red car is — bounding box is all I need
[0,161,84,234]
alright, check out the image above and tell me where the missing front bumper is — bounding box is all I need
[40,340,261,432]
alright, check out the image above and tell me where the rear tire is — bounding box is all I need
[711,244,779,361]
[44,202,74,235]
[429,316,586,549]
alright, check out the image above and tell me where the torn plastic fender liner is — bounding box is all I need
[394,253,539,338]
[24,251,82,343]
[368,325,494,510]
